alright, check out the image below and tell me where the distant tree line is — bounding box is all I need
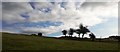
[31,32,42,36]
[109,36,120,42]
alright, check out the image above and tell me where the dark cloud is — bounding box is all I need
[2,2,32,24]
[2,2,27,11]
[81,2,109,8]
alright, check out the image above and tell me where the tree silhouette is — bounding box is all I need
[68,28,74,37]
[79,24,84,30]
[79,24,90,38]
[61,24,94,39]
[62,30,67,37]
[38,32,42,36]
[89,33,96,41]
[109,36,120,42]
[75,29,81,38]
[31,34,36,36]
[74,24,90,38]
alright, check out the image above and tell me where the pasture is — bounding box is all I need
[2,32,119,51]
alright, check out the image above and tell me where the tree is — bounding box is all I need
[89,33,96,41]
[68,28,74,37]
[79,24,90,38]
[38,32,42,36]
[62,30,67,37]
[79,24,84,29]
[75,29,81,38]
[31,34,36,36]
[109,36,120,42]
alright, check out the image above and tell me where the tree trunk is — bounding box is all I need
[78,34,80,38]
[82,34,84,38]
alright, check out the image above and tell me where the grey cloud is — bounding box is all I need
[2,2,33,24]
[81,2,111,9]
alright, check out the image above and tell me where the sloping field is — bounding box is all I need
[2,32,118,50]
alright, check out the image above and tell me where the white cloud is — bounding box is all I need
[2,2,118,36]
[21,26,60,35]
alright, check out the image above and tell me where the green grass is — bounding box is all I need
[2,32,118,50]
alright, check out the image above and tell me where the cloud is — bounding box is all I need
[2,2,33,24]
[28,2,117,27]
[2,2,118,36]
[21,26,61,35]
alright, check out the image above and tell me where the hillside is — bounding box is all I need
[2,32,119,50]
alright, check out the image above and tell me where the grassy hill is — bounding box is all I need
[2,32,119,50]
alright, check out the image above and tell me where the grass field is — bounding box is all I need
[2,32,119,50]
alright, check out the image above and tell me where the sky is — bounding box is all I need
[1,1,118,38]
